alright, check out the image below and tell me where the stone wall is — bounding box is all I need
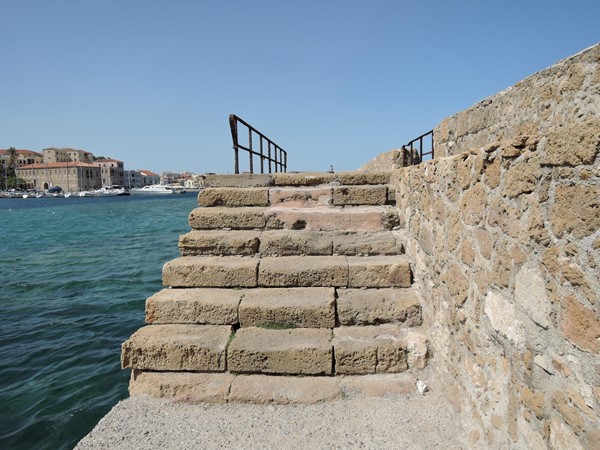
[393,119,600,448]
[434,43,600,158]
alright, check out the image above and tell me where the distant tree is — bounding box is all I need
[4,147,17,189]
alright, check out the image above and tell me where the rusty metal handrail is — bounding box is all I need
[402,130,434,166]
[229,114,287,174]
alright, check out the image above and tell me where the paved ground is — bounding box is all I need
[75,393,464,450]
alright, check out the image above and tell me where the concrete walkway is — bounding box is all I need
[75,393,464,450]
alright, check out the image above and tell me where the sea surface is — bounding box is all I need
[0,193,198,450]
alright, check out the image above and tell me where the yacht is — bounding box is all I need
[129,185,180,195]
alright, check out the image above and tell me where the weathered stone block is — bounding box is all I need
[268,187,333,207]
[163,257,258,288]
[347,256,412,288]
[228,374,342,404]
[198,187,269,207]
[264,206,399,232]
[179,230,260,256]
[544,120,600,167]
[129,371,234,403]
[145,288,242,324]
[228,327,333,375]
[332,185,388,206]
[258,230,332,256]
[258,256,348,287]
[273,172,336,186]
[502,160,541,197]
[239,287,336,328]
[561,296,600,354]
[333,325,408,374]
[336,288,421,326]
[337,172,390,185]
[332,232,403,256]
[550,184,600,239]
[204,174,273,187]
[121,324,231,371]
[189,207,266,230]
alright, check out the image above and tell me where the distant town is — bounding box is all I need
[0,147,207,194]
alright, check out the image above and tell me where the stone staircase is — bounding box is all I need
[121,172,429,404]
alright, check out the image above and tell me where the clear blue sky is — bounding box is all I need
[2,1,598,174]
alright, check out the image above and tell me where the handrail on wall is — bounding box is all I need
[229,114,287,174]
[402,130,434,166]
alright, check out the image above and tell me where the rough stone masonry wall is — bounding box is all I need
[393,119,600,448]
[434,43,600,158]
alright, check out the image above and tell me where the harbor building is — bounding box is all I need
[94,158,124,187]
[0,149,44,171]
[16,162,102,192]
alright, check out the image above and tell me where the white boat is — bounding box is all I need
[78,190,98,197]
[96,186,129,197]
[130,185,180,195]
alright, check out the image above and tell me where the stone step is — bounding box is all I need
[239,287,336,328]
[163,256,412,288]
[144,287,420,329]
[333,325,428,374]
[121,324,231,371]
[188,205,400,232]
[336,288,422,326]
[227,327,333,375]
[128,371,423,404]
[179,230,404,257]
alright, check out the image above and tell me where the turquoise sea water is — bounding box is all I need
[0,193,198,450]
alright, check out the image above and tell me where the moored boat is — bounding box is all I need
[129,185,180,195]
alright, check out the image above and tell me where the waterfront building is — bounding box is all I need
[93,158,124,187]
[0,149,44,170]
[42,147,93,164]
[16,162,102,192]
[124,169,160,188]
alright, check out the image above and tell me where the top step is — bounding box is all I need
[204,172,391,188]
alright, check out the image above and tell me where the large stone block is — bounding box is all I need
[129,371,234,403]
[121,324,231,371]
[333,325,408,374]
[179,230,260,256]
[204,174,273,187]
[273,172,336,186]
[550,184,600,239]
[336,172,390,185]
[228,327,333,375]
[239,287,336,328]
[163,257,258,288]
[269,187,333,207]
[332,231,403,255]
[228,374,342,404]
[258,256,348,287]
[145,288,242,324]
[336,288,422,326]
[332,185,388,206]
[258,230,332,256]
[198,187,269,207]
[561,296,600,354]
[189,207,266,230]
[347,256,412,288]
[264,206,399,232]
[544,120,600,167]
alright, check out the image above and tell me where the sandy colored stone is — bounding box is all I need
[189,207,266,230]
[204,174,273,187]
[484,290,524,346]
[333,325,408,374]
[336,288,421,326]
[258,230,332,256]
[332,231,403,255]
[561,296,600,354]
[179,230,260,256]
[544,120,600,166]
[239,287,336,328]
[337,172,390,185]
[121,324,231,371]
[198,187,269,207]
[264,206,399,232]
[332,185,388,206]
[163,257,258,288]
[519,385,545,419]
[460,183,486,225]
[273,172,336,186]
[145,288,242,324]
[502,160,541,197]
[268,187,333,207]
[348,256,412,288]
[550,184,600,239]
[484,157,501,189]
[129,371,234,403]
[228,327,333,375]
[552,391,585,434]
[258,256,348,287]
[228,374,343,404]
[515,263,552,330]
